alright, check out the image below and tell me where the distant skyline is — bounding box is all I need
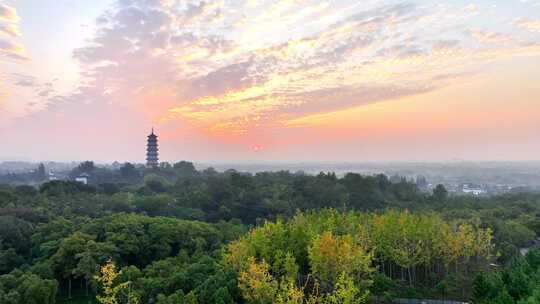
[1,0,540,163]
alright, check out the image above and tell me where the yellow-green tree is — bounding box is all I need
[309,232,373,285]
[226,209,493,303]
[238,257,279,304]
[95,260,139,304]
[323,273,369,304]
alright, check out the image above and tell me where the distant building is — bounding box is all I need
[48,171,58,181]
[146,128,159,168]
[75,173,89,185]
[416,175,428,191]
[461,184,486,196]
[462,188,485,196]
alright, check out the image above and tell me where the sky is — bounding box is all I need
[0,0,539,163]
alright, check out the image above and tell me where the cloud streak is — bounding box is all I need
[467,29,512,44]
[0,23,20,37]
[0,38,27,60]
[515,18,540,32]
[0,3,26,61]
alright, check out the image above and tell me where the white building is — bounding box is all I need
[75,173,89,185]
[462,186,486,196]
[48,171,58,181]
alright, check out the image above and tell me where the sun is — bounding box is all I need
[252,144,263,152]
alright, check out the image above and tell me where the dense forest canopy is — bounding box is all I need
[0,161,539,303]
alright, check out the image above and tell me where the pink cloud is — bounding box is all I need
[0,4,19,23]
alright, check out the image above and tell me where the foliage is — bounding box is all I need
[0,162,539,303]
[0,270,58,304]
[95,260,139,304]
[226,209,493,302]
[472,249,540,304]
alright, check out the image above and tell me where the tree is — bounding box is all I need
[472,273,500,304]
[143,174,169,193]
[518,287,540,304]
[0,271,58,304]
[308,232,373,286]
[39,180,95,196]
[95,260,139,304]
[156,291,186,304]
[433,184,448,201]
[238,257,279,304]
[228,211,378,303]
[0,249,24,274]
[50,232,94,298]
[173,161,198,178]
[120,163,139,181]
[133,194,172,216]
[14,185,38,197]
[503,259,534,301]
[324,272,369,304]
[69,161,96,180]
[0,189,16,208]
[78,161,96,173]
[493,288,515,304]
[74,241,118,296]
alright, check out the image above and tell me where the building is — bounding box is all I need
[75,173,89,185]
[146,128,159,168]
[48,171,58,181]
[461,184,487,196]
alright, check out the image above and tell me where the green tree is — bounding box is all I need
[50,232,94,298]
[173,161,198,179]
[0,271,58,304]
[324,272,369,304]
[433,184,448,201]
[120,163,139,181]
[74,241,118,296]
[472,273,501,304]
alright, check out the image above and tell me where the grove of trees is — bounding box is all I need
[224,209,494,303]
[0,161,539,303]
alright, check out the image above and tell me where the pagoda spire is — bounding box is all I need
[146,128,159,168]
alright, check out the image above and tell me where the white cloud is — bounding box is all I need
[520,0,540,7]
[467,29,512,43]
[463,3,479,15]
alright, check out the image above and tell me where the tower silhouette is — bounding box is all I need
[146,128,159,168]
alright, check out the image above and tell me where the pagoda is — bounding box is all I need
[146,128,159,168]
